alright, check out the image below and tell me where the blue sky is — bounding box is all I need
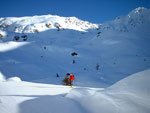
[0,0,150,23]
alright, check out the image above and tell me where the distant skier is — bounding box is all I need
[56,73,59,77]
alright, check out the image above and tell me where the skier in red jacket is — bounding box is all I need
[69,73,75,86]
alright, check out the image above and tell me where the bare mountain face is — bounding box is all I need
[0,7,150,87]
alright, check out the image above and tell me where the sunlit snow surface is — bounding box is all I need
[0,41,30,52]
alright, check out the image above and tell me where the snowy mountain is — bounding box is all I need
[0,7,150,88]
[0,7,150,113]
[100,7,150,32]
[0,15,98,33]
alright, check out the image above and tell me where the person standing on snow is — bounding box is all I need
[62,73,70,85]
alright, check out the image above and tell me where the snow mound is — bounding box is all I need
[67,69,150,113]
[7,77,22,82]
[109,69,150,98]
[0,72,6,81]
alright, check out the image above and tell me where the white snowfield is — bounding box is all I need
[0,69,149,113]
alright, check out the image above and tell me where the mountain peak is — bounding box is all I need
[99,7,150,32]
[130,7,149,13]
[128,7,150,17]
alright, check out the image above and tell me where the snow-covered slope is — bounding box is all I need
[0,7,150,87]
[0,69,149,113]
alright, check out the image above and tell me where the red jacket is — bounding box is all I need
[69,75,75,81]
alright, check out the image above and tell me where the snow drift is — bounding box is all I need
[0,72,6,81]
[109,69,150,98]
[0,69,149,113]
[67,69,150,113]
[7,76,22,82]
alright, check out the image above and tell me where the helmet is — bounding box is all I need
[66,73,70,75]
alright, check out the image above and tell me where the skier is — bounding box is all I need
[69,73,75,87]
[62,73,70,85]
[62,73,75,87]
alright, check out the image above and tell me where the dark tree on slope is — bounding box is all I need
[97,32,101,37]
[73,60,76,64]
[14,36,20,41]
[71,52,78,56]
[96,64,100,70]
[21,35,27,41]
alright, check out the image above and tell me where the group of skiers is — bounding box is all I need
[62,73,75,86]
